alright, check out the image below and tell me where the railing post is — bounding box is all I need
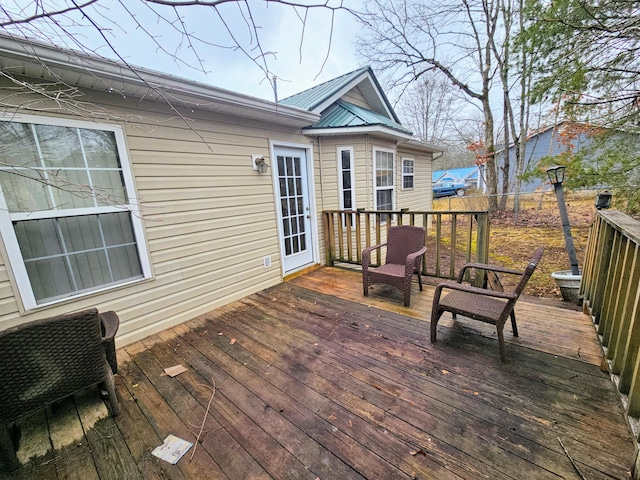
[475,213,490,287]
[450,213,457,279]
[323,212,334,266]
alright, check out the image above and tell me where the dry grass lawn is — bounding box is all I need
[433,190,596,299]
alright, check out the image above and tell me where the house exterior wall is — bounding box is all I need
[0,80,314,347]
[397,146,433,212]
[341,87,370,109]
[313,136,433,212]
[309,135,433,265]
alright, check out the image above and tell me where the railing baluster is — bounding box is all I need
[611,242,639,374]
[435,213,442,277]
[321,209,489,280]
[346,212,353,262]
[356,213,362,264]
[581,210,640,449]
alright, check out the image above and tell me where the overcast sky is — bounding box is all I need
[5,1,364,102]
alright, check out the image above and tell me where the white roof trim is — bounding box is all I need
[303,125,413,139]
[303,126,443,152]
[0,35,319,127]
[401,138,445,154]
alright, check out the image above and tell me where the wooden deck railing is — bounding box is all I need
[581,211,640,440]
[322,209,490,280]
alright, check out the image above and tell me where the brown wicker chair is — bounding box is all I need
[430,247,544,362]
[0,308,120,471]
[362,225,427,306]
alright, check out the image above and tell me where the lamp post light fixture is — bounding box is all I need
[546,166,580,275]
[595,190,612,210]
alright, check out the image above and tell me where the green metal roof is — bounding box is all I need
[279,67,371,111]
[303,100,412,135]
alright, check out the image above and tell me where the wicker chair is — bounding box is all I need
[0,308,120,471]
[362,225,427,307]
[430,247,544,362]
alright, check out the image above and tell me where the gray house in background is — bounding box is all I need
[498,123,593,193]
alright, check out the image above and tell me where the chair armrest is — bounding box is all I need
[362,242,387,269]
[456,263,523,282]
[405,246,427,277]
[436,281,518,300]
[100,311,120,374]
[100,311,119,342]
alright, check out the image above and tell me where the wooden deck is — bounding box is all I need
[4,267,636,479]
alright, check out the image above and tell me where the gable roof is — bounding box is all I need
[279,66,400,123]
[305,99,411,135]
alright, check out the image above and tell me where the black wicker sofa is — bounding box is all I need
[0,308,120,471]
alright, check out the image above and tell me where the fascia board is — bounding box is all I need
[303,124,414,140]
[0,35,319,127]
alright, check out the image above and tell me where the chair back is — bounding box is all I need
[513,247,544,296]
[0,309,105,423]
[386,225,426,265]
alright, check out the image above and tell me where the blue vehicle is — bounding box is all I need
[432,182,467,198]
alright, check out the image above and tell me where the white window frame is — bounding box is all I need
[0,113,152,311]
[337,146,356,228]
[402,158,415,190]
[373,147,395,224]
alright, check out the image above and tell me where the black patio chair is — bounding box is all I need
[0,308,120,471]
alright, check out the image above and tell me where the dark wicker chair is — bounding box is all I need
[430,247,544,362]
[362,225,427,306]
[0,308,120,471]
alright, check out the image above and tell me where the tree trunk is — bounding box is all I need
[483,97,498,212]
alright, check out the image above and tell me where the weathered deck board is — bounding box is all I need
[3,267,635,479]
[293,267,604,365]
[240,286,631,478]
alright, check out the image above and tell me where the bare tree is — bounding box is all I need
[356,0,543,211]
[356,0,502,210]
[0,1,356,110]
[0,0,356,203]
[395,70,467,145]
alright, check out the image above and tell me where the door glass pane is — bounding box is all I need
[278,153,307,257]
[343,191,352,209]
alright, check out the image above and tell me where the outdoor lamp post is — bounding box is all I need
[547,166,580,275]
[595,190,613,210]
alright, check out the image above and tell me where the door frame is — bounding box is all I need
[269,140,319,276]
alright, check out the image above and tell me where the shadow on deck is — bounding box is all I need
[4,267,636,479]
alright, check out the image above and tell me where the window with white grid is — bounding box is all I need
[374,148,394,223]
[0,115,151,309]
[402,158,414,189]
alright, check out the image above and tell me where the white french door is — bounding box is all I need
[274,146,315,273]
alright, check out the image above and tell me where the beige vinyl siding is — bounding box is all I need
[341,87,370,109]
[0,81,311,345]
[397,147,433,211]
[314,136,370,210]
[312,135,371,265]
